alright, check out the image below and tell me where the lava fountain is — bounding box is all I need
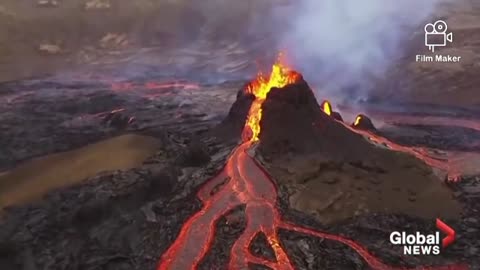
[157,60,467,270]
[243,64,300,142]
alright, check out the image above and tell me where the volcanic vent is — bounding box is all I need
[224,68,381,160]
[222,64,461,225]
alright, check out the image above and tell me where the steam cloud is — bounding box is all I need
[278,0,449,101]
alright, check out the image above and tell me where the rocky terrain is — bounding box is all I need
[0,76,243,209]
[1,0,480,106]
[0,0,277,83]
[366,0,480,107]
[252,79,460,224]
[0,74,479,269]
[0,1,479,269]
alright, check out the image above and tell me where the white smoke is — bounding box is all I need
[278,0,449,101]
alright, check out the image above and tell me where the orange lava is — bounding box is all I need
[158,142,296,270]
[340,106,480,181]
[344,115,463,181]
[354,115,362,126]
[157,63,468,269]
[243,62,300,142]
[321,100,332,116]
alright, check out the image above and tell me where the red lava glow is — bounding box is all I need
[366,132,462,182]
[339,106,480,134]
[329,106,473,182]
[111,81,200,92]
[342,117,464,182]
[157,62,468,269]
[158,140,467,270]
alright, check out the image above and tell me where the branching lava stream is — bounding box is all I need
[157,62,467,270]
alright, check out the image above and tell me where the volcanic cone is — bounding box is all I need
[220,70,461,224]
[213,86,255,142]
[351,114,376,131]
[258,78,376,161]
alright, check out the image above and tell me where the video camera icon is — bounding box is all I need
[425,20,453,52]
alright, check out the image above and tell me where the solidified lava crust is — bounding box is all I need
[197,205,247,270]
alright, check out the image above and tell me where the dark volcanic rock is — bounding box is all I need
[279,229,368,270]
[146,165,178,196]
[332,111,343,122]
[0,133,234,270]
[351,114,376,131]
[0,242,18,270]
[102,111,134,129]
[249,232,276,263]
[257,79,374,161]
[176,139,211,167]
[214,87,255,142]
[198,205,246,270]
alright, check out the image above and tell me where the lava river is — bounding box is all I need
[157,62,468,270]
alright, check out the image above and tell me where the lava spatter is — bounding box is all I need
[157,61,467,270]
[354,115,362,126]
[321,100,332,116]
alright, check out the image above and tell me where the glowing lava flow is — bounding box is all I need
[157,63,468,270]
[345,116,463,181]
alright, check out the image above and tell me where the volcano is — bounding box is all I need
[257,78,375,160]
[158,61,464,270]
[218,63,460,224]
[224,71,387,161]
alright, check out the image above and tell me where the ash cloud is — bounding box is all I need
[277,0,449,102]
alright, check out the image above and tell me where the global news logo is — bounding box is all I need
[425,20,453,52]
[389,219,456,256]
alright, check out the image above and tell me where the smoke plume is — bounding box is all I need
[278,0,449,101]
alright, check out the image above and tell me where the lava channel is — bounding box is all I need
[318,102,466,182]
[157,62,468,270]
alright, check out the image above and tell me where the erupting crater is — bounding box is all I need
[157,60,466,270]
